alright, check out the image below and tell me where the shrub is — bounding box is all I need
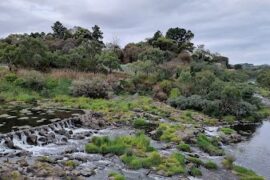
[85,143,100,153]
[156,123,182,143]
[169,95,220,116]
[65,160,78,168]
[133,118,148,128]
[222,155,235,170]
[169,88,181,99]
[109,172,126,180]
[71,77,110,98]
[138,47,167,64]
[17,70,46,91]
[196,134,224,156]
[85,133,154,156]
[4,73,17,82]
[186,156,203,165]
[223,115,236,124]
[177,143,191,152]
[159,80,173,94]
[190,167,202,177]
[204,161,218,170]
[233,165,264,180]
[220,128,235,135]
[157,153,186,176]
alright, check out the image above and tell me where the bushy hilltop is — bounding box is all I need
[0,21,269,124]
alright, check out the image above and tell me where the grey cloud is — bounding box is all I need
[1,0,270,64]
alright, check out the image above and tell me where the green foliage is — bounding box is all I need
[152,36,177,52]
[130,60,157,76]
[92,25,104,45]
[177,143,191,152]
[186,156,203,165]
[157,153,186,176]
[85,133,154,156]
[138,47,167,64]
[121,151,162,169]
[233,165,264,180]
[165,27,194,52]
[222,155,235,170]
[223,115,236,124]
[97,50,121,73]
[71,77,110,98]
[257,69,270,89]
[51,21,67,39]
[220,128,235,135]
[196,134,224,156]
[204,161,218,170]
[156,123,182,143]
[190,167,202,177]
[65,160,78,168]
[133,118,148,128]
[109,172,126,180]
[169,88,181,99]
[4,73,17,82]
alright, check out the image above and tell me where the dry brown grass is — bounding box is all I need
[16,68,129,83]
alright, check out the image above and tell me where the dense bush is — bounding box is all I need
[16,71,46,91]
[257,69,270,89]
[196,134,224,156]
[138,47,167,64]
[71,77,110,98]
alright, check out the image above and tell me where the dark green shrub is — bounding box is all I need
[186,156,203,165]
[204,161,218,170]
[196,134,224,156]
[17,71,46,91]
[4,73,17,82]
[233,165,264,180]
[65,160,78,168]
[177,143,191,152]
[133,118,147,128]
[190,167,202,176]
[220,128,235,135]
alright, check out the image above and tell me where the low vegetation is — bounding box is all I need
[196,134,224,156]
[108,172,126,180]
[220,127,236,135]
[0,21,267,179]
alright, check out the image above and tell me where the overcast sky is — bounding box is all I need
[0,0,270,65]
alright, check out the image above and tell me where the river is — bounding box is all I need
[226,94,270,179]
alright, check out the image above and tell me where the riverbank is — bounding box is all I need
[0,100,265,179]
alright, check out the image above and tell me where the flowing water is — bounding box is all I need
[226,94,270,179]
[227,120,270,179]
[0,103,83,133]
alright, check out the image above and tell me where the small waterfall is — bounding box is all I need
[21,132,28,144]
[0,114,98,156]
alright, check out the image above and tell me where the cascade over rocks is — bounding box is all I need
[0,111,109,155]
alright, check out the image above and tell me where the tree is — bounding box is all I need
[234,64,243,70]
[92,25,104,45]
[97,50,121,73]
[51,21,67,39]
[153,36,177,52]
[0,42,18,71]
[166,27,194,52]
[148,30,162,45]
[130,60,156,76]
[138,47,166,64]
[122,43,144,63]
[73,27,92,41]
[16,37,50,71]
[257,69,270,89]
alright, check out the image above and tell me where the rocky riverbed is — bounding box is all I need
[0,109,243,180]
